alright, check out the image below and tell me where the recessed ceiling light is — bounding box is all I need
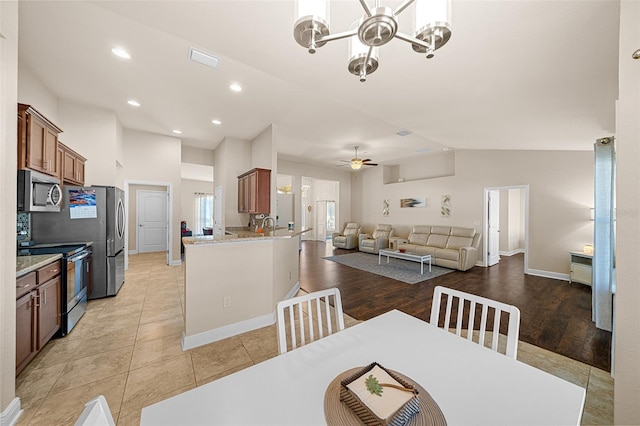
[396,130,412,136]
[229,83,242,92]
[189,47,220,69]
[211,119,222,125]
[127,100,140,107]
[111,47,131,59]
[172,129,182,134]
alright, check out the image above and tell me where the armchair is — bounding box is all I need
[332,222,361,250]
[359,224,393,254]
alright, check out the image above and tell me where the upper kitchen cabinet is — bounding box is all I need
[18,103,63,177]
[58,142,86,186]
[238,168,271,214]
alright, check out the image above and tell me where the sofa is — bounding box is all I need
[332,222,361,249]
[397,226,481,271]
[359,224,393,254]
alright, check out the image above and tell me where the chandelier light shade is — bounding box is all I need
[294,0,330,54]
[348,20,379,82]
[294,0,452,81]
[413,0,452,57]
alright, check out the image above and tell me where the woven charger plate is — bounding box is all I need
[324,367,447,425]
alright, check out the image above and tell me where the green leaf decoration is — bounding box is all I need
[365,374,384,396]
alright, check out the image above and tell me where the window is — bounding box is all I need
[194,193,213,234]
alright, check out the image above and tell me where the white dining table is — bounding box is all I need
[140,309,585,425]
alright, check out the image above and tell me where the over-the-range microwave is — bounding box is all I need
[17,169,62,212]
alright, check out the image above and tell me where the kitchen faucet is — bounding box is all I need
[261,216,275,232]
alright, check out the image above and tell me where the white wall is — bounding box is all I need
[122,129,182,263]
[181,179,215,233]
[0,1,18,415]
[58,100,119,186]
[17,63,59,123]
[614,0,640,422]
[499,188,525,255]
[182,146,214,166]
[354,150,594,275]
[214,137,251,228]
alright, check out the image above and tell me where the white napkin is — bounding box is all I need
[346,365,414,422]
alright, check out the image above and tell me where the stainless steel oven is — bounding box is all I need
[65,247,91,334]
[19,243,91,335]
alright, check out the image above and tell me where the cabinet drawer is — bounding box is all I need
[36,260,61,283]
[570,263,592,286]
[17,272,37,299]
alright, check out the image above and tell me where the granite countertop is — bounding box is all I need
[183,227,312,245]
[16,254,63,278]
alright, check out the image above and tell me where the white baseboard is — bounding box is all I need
[181,312,275,351]
[499,249,525,256]
[526,268,570,282]
[170,260,182,267]
[180,282,301,351]
[284,282,301,299]
[128,250,138,255]
[0,398,22,426]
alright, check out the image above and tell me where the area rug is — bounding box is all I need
[323,252,454,284]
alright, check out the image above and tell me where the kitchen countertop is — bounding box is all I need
[182,227,312,245]
[16,253,63,278]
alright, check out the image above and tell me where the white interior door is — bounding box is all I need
[213,185,223,235]
[137,190,168,253]
[315,201,327,241]
[487,190,500,266]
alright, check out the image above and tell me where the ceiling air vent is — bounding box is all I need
[396,130,412,137]
[189,47,220,69]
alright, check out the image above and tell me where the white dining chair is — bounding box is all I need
[74,395,115,426]
[276,288,345,354]
[430,286,521,359]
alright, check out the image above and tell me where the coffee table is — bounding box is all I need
[378,249,432,274]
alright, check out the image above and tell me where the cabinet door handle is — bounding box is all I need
[34,293,40,308]
[43,289,47,305]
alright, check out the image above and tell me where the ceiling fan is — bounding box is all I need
[340,146,378,170]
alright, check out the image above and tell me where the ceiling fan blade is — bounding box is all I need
[361,159,372,162]
[363,162,378,166]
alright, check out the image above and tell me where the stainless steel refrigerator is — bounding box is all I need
[31,185,126,299]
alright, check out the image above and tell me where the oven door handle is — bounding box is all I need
[68,252,91,262]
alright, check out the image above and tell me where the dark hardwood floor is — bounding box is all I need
[298,241,612,371]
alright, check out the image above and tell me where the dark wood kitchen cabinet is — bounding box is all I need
[16,259,62,376]
[237,168,271,214]
[59,142,86,186]
[18,103,63,177]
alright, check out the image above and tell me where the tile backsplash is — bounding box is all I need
[17,212,30,243]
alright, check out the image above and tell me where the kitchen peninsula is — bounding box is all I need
[181,226,311,350]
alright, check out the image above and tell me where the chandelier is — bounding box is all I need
[294,0,452,82]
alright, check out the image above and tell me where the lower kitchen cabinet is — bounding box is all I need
[16,291,37,375]
[16,260,62,375]
[38,276,62,347]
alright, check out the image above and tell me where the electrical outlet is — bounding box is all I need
[223,296,232,308]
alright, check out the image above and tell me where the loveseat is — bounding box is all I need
[397,226,481,271]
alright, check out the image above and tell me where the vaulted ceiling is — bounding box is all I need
[18,1,620,168]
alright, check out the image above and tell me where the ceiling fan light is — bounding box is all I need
[350,160,363,170]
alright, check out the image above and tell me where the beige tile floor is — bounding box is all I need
[15,252,613,425]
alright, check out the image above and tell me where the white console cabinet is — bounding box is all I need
[569,251,593,286]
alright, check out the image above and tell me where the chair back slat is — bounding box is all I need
[430,286,521,359]
[276,288,345,354]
